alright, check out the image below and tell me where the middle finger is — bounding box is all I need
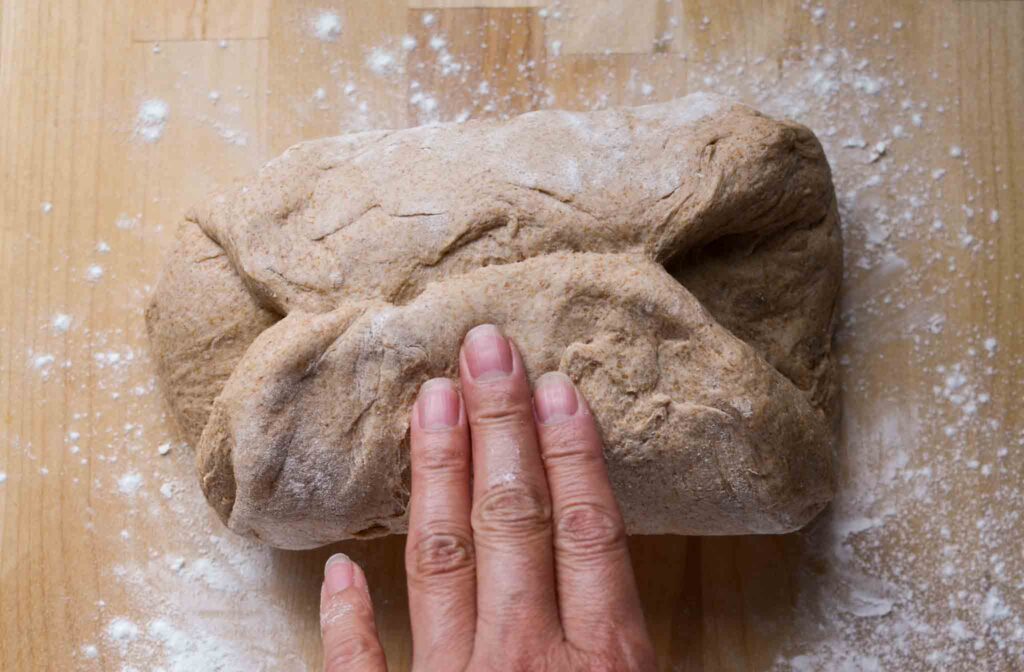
[459,324,561,650]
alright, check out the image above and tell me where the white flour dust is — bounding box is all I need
[97,534,305,671]
[312,12,342,42]
[135,99,170,143]
[52,312,73,332]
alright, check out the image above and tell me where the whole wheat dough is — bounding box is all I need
[146,93,842,549]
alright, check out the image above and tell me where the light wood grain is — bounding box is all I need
[407,7,545,123]
[409,0,544,7]
[133,0,272,41]
[268,0,410,153]
[2,1,1021,670]
[548,0,661,54]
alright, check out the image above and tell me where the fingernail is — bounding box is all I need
[534,372,579,425]
[324,554,354,595]
[418,378,460,429]
[463,324,513,380]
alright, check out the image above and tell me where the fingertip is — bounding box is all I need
[414,377,463,431]
[324,553,355,595]
[533,371,580,425]
[321,552,373,599]
[461,324,514,381]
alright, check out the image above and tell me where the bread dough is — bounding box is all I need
[146,94,842,549]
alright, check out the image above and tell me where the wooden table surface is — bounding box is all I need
[2,1,1022,670]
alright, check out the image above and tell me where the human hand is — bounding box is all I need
[319,324,656,671]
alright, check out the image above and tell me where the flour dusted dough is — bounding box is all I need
[146,94,842,549]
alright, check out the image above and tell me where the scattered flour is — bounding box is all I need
[145,618,237,672]
[366,47,399,76]
[211,121,249,147]
[106,617,140,644]
[33,353,55,370]
[117,472,143,495]
[96,533,306,670]
[86,264,104,281]
[52,313,73,332]
[115,214,139,230]
[312,12,342,42]
[135,100,169,143]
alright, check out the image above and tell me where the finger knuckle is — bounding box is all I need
[470,385,532,427]
[323,632,384,671]
[541,425,603,464]
[408,527,475,581]
[555,502,625,558]
[472,482,551,539]
[321,591,373,631]
[413,434,468,476]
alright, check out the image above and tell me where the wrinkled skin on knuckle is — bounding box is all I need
[407,527,475,583]
[415,436,467,475]
[323,632,385,672]
[472,482,551,542]
[320,590,374,633]
[472,636,654,672]
[554,502,626,559]
[540,424,601,463]
[468,384,532,427]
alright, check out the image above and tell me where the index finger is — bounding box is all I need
[405,378,476,669]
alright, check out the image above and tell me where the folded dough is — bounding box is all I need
[146,94,842,549]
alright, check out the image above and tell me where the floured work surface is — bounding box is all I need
[2,2,1022,670]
